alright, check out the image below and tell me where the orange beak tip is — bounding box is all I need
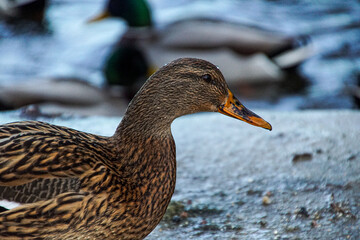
[218,90,272,131]
[248,116,272,131]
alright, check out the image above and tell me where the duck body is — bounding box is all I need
[0,0,47,23]
[0,121,175,239]
[0,78,128,116]
[0,58,271,239]
[145,19,295,57]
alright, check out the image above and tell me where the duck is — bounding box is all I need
[90,0,299,57]
[0,58,271,239]
[0,0,47,23]
[103,37,312,92]
[90,0,313,85]
[0,77,130,116]
[0,44,153,116]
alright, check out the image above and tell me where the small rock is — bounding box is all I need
[259,220,267,228]
[292,153,313,163]
[200,219,207,225]
[247,189,263,196]
[262,196,271,205]
[172,215,181,223]
[276,133,285,138]
[180,211,189,218]
[313,211,322,220]
[347,154,356,161]
[265,191,272,197]
[235,200,246,206]
[195,222,220,231]
[316,148,323,154]
[311,220,319,228]
[223,224,243,231]
[296,207,310,218]
[284,224,300,232]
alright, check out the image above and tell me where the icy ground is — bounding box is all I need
[0,110,359,239]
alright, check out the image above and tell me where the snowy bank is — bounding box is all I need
[0,110,359,239]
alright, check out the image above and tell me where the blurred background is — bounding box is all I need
[0,0,359,117]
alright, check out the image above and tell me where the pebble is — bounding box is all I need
[262,196,272,205]
[292,153,313,163]
[296,207,310,218]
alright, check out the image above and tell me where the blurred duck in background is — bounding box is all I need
[91,0,313,88]
[0,0,47,23]
[348,74,360,108]
[0,0,314,116]
[0,78,129,116]
[0,42,152,116]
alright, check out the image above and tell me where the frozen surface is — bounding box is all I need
[0,110,359,239]
[0,0,359,109]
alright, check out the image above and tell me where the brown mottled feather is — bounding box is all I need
[0,178,80,204]
[0,120,176,239]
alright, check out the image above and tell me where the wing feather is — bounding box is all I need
[0,121,113,202]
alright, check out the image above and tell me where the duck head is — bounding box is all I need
[103,43,156,100]
[125,58,272,131]
[88,0,152,27]
[104,44,150,87]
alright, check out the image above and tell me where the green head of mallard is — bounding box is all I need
[89,0,152,27]
[104,44,149,87]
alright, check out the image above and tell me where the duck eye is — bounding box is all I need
[202,74,212,83]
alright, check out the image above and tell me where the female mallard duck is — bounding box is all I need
[0,0,47,23]
[91,0,313,87]
[0,58,271,239]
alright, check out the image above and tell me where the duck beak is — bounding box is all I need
[87,11,110,23]
[218,90,272,131]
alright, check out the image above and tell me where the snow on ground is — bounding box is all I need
[0,110,359,239]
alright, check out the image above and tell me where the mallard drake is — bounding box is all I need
[0,58,271,239]
[0,0,47,23]
[91,0,313,89]
[90,0,300,57]
[104,37,312,91]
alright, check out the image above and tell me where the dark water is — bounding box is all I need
[0,0,359,111]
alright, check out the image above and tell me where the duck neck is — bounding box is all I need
[116,105,174,139]
[111,86,179,179]
[115,83,181,139]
